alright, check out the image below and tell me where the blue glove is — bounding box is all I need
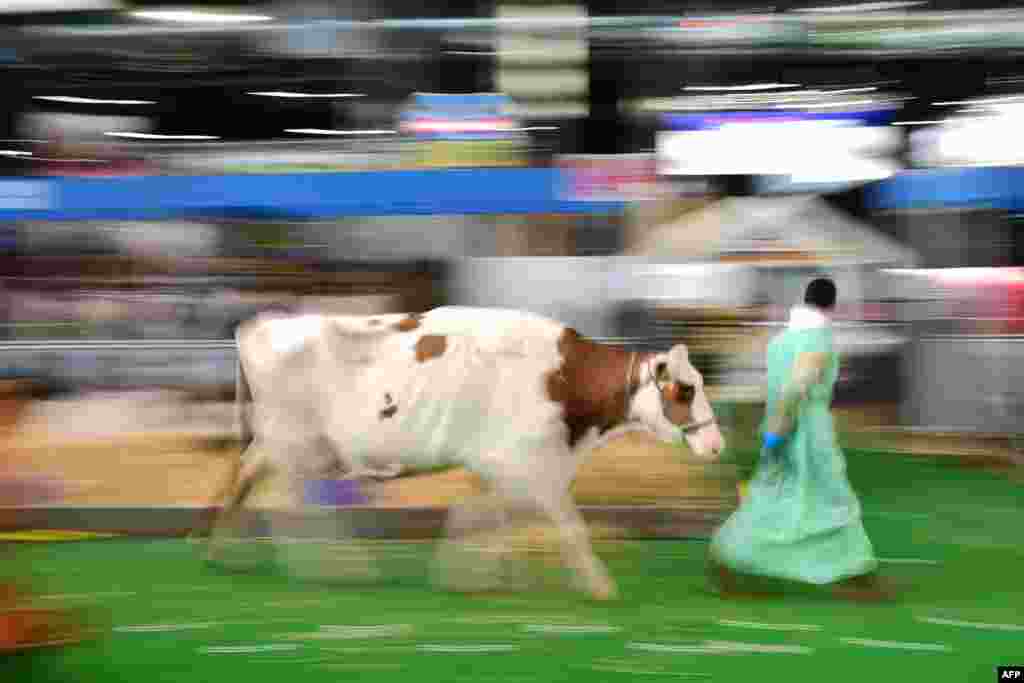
[762,431,785,451]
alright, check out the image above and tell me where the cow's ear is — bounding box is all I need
[668,343,690,364]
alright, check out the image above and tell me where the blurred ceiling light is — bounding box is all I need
[825,87,878,95]
[797,99,882,108]
[284,128,396,135]
[105,132,220,140]
[791,1,925,12]
[129,10,273,23]
[0,150,32,156]
[402,120,517,133]
[685,83,801,92]
[893,115,987,126]
[934,95,1024,107]
[34,96,156,105]
[883,267,1024,284]
[248,91,365,99]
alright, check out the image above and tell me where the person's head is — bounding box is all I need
[804,277,837,312]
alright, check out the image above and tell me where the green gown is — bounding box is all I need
[710,324,877,585]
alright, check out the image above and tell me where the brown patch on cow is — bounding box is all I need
[379,404,398,419]
[414,334,447,363]
[545,328,651,449]
[393,313,423,332]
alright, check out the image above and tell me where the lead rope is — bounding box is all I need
[624,351,639,421]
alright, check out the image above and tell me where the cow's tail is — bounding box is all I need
[235,353,253,454]
[191,342,252,542]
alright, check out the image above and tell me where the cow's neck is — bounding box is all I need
[547,329,652,449]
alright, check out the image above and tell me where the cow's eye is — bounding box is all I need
[655,362,670,384]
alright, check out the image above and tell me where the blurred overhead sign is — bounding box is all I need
[657,110,901,187]
[398,93,527,169]
[399,93,521,141]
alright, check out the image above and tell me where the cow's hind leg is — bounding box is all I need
[188,447,244,542]
[206,445,273,564]
[270,441,380,585]
[433,491,511,593]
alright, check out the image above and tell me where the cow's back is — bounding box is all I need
[288,306,567,358]
[236,307,572,473]
[415,307,565,357]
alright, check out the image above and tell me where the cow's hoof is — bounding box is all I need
[203,546,223,566]
[186,530,210,545]
[589,581,619,602]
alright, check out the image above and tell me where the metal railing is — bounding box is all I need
[0,339,237,353]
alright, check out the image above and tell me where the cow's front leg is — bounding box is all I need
[541,492,618,601]
[496,446,618,602]
[552,497,614,598]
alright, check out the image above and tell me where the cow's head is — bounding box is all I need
[627,344,724,459]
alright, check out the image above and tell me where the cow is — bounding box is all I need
[204,306,724,600]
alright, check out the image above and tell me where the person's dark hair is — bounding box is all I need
[804,277,837,311]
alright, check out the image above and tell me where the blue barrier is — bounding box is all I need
[869,167,1024,212]
[12,166,1022,218]
[0,169,625,220]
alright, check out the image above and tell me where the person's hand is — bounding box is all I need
[762,431,786,451]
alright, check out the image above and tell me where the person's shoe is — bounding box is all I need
[831,572,896,603]
[707,560,772,600]
[0,607,83,651]
[0,583,22,607]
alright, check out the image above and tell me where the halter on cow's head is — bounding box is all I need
[625,344,724,459]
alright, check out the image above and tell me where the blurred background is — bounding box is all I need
[0,0,1021,443]
[1,0,1023,673]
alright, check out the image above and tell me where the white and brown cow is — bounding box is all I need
[206,306,724,600]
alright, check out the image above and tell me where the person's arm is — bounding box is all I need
[764,352,827,443]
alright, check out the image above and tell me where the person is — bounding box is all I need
[709,277,888,600]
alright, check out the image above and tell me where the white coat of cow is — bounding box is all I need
[206,306,724,600]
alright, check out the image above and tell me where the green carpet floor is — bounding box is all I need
[7,449,1023,683]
